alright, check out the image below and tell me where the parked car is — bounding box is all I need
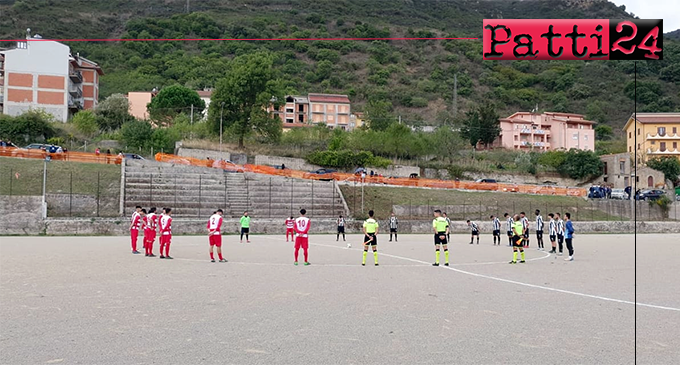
[123,153,145,160]
[636,189,665,201]
[610,188,627,200]
[306,168,336,181]
[588,186,606,199]
[476,178,498,183]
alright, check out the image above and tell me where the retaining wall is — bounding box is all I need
[4,217,678,236]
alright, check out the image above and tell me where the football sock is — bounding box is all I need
[165,243,170,256]
[513,251,518,262]
[362,251,367,265]
[435,250,440,264]
[294,247,299,262]
[373,251,378,264]
[521,251,526,261]
[304,248,309,262]
[210,252,214,260]
[444,249,449,263]
[218,252,223,260]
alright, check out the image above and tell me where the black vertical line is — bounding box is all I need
[634,60,637,363]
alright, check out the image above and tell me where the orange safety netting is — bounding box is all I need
[0,146,123,165]
[154,153,587,197]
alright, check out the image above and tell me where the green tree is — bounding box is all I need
[646,157,680,185]
[71,110,98,139]
[120,120,152,150]
[364,100,395,131]
[147,84,205,121]
[557,149,603,180]
[594,125,614,141]
[95,94,135,131]
[0,111,55,143]
[209,52,284,148]
[460,103,500,149]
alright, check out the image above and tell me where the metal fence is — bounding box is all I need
[1,161,121,217]
[342,183,679,222]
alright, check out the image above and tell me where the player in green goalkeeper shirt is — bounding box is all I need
[362,210,379,266]
[432,210,450,266]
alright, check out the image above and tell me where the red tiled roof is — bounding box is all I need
[308,93,350,104]
[633,113,680,124]
[197,90,213,98]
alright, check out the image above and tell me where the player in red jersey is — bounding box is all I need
[293,209,310,266]
[145,207,158,257]
[159,208,173,259]
[285,216,295,242]
[129,205,142,254]
[207,209,227,263]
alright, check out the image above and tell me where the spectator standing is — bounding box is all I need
[564,213,575,261]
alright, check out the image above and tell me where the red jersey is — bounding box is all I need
[130,212,142,230]
[159,215,172,236]
[207,214,223,235]
[285,219,295,229]
[294,216,311,237]
[146,213,157,232]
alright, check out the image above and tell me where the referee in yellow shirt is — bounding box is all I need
[362,210,379,266]
[432,209,450,266]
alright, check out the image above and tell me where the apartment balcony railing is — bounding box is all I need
[646,133,680,140]
[68,85,82,99]
[68,95,83,110]
[647,148,680,155]
[69,68,83,83]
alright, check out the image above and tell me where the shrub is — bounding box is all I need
[306,150,391,169]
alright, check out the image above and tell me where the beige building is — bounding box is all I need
[623,113,680,162]
[0,34,102,122]
[127,91,154,120]
[270,93,352,131]
[598,153,666,189]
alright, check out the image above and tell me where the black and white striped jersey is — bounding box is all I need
[536,215,544,231]
[492,217,501,230]
[549,219,557,235]
[469,222,479,232]
[389,216,398,229]
[557,219,564,235]
[506,217,514,232]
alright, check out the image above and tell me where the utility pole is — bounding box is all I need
[186,0,190,13]
[220,102,225,154]
[190,104,194,124]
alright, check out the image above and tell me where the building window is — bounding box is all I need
[638,143,640,150]
[285,108,294,113]
[620,161,625,173]
[603,177,608,183]
[579,125,584,129]
[298,105,304,112]
[674,142,678,150]
[660,142,666,151]
[572,133,578,140]
[603,162,608,175]
[285,118,293,124]
[658,127,666,136]
[673,127,677,134]
[629,132,631,138]
[584,135,588,141]
[638,128,640,135]
[629,146,632,152]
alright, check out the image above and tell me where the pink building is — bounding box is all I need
[126,91,153,120]
[494,112,596,151]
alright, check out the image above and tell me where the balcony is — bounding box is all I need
[520,128,550,135]
[69,68,83,83]
[646,133,680,140]
[647,148,680,155]
[68,84,82,99]
[68,95,83,110]
[518,141,550,148]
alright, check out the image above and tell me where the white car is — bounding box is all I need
[610,188,627,200]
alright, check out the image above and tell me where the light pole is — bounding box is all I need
[219,102,225,154]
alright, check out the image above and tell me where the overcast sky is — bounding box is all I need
[611,0,680,32]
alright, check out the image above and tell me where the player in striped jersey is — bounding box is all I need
[504,213,513,246]
[337,215,346,242]
[159,208,173,259]
[490,215,501,245]
[388,213,398,242]
[535,210,545,251]
[145,207,158,257]
[520,212,530,248]
[466,220,479,245]
[129,206,142,254]
[556,213,565,256]
[443,212,451,242]
[547,213,557,254]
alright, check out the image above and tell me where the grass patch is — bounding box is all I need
[0,157,120,196]
[340,185,626,222]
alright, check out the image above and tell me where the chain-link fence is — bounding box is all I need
[341,184,680,222]
[1,158,121,217]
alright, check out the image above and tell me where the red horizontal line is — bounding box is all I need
[4,37,478,42]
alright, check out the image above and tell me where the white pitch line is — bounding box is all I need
[305,240,680,312]
[173,257,424,267]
